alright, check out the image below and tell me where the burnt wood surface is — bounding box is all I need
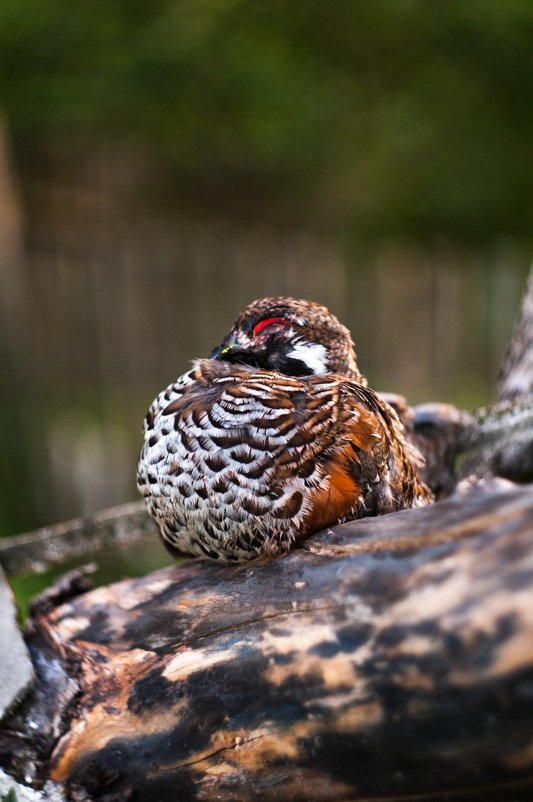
[1,479,533,802]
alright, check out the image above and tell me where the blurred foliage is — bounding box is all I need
[0,0,532,241]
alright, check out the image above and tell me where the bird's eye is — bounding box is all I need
[252,317,285,336]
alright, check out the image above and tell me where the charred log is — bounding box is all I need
[1,479,533,802]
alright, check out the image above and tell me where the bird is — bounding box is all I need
[137,297,433,564]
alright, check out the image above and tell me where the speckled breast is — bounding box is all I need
[137,360,337,563]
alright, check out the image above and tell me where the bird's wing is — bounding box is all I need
[303,380,433,531]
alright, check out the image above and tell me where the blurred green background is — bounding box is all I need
[0,0,532,549]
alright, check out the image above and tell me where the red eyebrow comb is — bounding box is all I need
[252,317,285,335]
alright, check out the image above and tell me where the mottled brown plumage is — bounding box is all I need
[137,297,432,563]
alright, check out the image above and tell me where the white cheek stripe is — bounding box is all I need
[286,341,328,375]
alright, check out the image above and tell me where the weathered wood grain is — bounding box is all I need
[2,479,532,802]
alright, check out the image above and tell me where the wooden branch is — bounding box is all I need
[459,392,533,481]
[1,479,533,802]
[497,266,533,401]
[0,502,156,578]
[459,266,533,482]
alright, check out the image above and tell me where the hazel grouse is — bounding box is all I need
[137,297,432,563]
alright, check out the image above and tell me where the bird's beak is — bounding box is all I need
[209,340,240,360]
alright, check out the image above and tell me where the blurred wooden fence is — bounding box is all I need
[0,133,529,534]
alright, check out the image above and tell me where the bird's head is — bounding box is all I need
[210,296,364,381]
